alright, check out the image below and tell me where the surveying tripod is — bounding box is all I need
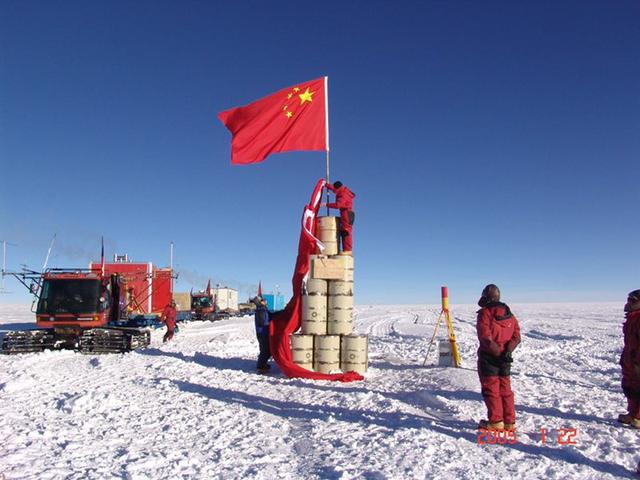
[422,286,461,367]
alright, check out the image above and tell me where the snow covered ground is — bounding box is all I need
[0,302,638,479]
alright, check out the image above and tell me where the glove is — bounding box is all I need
[502,350,513,363]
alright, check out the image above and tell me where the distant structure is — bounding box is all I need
[211,285,238,312]
[262,293,286,312]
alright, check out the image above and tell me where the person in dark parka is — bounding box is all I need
[476,284,521,431]
[253,296,272,373]
[618,289,640,428]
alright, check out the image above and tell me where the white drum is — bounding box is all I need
[328,280,353,296]
[327,293,353,335]
[314,335,341,373]
[340,334,368,374]
[306,277,328,295]
[327,317,353,335]
[318,217,339,256]
[302,294,327,335]
[291,334,314,370]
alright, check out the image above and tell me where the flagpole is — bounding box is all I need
[325,150,330,216]
[325,76,330,216]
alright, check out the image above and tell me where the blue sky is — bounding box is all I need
[1,0,638,305]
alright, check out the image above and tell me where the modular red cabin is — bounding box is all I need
[89,260,173,316]
[152,268,173,313]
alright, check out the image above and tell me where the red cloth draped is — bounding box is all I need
[269,179,364,382]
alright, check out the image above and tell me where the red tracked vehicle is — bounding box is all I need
[190,280,216,321]
[2,256,174,354]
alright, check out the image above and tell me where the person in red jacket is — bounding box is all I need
[476,284,521,431]
[618,289,640,428]
[325,181,355,254]
[160,300,177,342]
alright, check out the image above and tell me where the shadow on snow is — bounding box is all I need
[174,379,637,479]
[138,348,257,372]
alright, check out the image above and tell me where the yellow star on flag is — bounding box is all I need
[298,87,314,105]
[286,111,293,119]
[287,93,293,99]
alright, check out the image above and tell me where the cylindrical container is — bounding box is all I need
[291,334,314,370]
[441,286,449,312]
[438,339,454,367]
[327,294,353,335]
[302,294,327,335]
[314,334,341,373]
[340,334,368,374]
[306,277,328,295]
[328,280,354,296]
[329,254,354,281]
[318,217,339,256]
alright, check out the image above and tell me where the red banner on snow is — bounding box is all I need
[269,179,364,382]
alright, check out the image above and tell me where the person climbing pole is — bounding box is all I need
[325,180,355,255]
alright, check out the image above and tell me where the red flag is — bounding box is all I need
[205,279,211,295]
[219,77,328,165]
[257,281,263,297]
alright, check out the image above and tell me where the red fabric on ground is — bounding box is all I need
[269,179,364,382]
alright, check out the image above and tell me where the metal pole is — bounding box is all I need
[325,150,330,216]
[324,76,331,217]
[1,240,6,290]
[170,241,174,270]
[42,234,56,272]
[423,311,443,366]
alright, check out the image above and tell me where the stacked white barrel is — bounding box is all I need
[328,255,354,335]
[340,334,369,373]
[302,276,327,335]
[291,334,314,370]
[314,334,340,373]
[317,216,339,256]
[294,216,368,375]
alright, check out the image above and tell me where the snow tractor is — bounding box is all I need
[190,281,216,321]
[2,256,174,354]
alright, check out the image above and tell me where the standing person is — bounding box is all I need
[160,300,177,343]
[253,296,272,373]
[618,289,640,428]
[476,284,521,431]
[325,181,355,255]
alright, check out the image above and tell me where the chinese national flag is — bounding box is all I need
[218,77,328,165]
